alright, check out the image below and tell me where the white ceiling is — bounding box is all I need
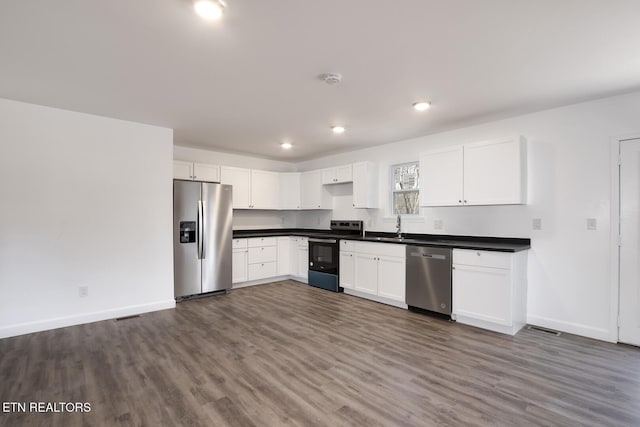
[1,1,640,161]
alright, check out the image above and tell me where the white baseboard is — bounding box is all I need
[232,275,308,289]
[0,300,176,339]
[343,288,408,309]
[527,314,614,343]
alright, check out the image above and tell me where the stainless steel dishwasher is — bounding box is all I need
[406,246,452,316]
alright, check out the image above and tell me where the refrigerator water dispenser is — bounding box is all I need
[179,221,196,243]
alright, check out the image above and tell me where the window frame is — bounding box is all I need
[389,161,420,217]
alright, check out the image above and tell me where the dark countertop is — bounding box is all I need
[233,228,531,252]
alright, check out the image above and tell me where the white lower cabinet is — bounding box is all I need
[248,262,277,281]
[452,249,527,335]
[277,237,290,275]
[348,241,406,306]
[377,255,406,302]
[339,251,355,289]
[232,239,248,284]
[297,244,308,279]
[354,253,379,294]
[246,237,278,281]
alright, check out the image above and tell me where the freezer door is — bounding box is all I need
[201,183,233,292]
[173,180,202,298]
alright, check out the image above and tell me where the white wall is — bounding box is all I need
[174,145,298,229]
[0,99,175,338]
[295,91,640,342]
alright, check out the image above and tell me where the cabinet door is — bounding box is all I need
[335,164,353,183]
[321,168,336,184]
[339,251,355,289]
[232,250,248,284]
[248,262,277,281]
[248,246,277,264]
[300,170,329,209]
[173,161,193,180]
[251,170,280,209]
[377,255,406,302]
[353,161,377,208]
[463,136,526,205]
[289,237,299,276]
[297,246,308,278]
[280,173,301,209]
[354,253,378,295]
[193,163,220,183]
[419,146,463,206]
[452,264,512,326]
[221,166,251,209]
[277,237,290,275]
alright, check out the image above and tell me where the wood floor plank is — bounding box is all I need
[1,280,640,426]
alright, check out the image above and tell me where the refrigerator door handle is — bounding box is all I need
[197,199,204,259]
[201,200,207,259]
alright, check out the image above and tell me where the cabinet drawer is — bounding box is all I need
[232,238,248,249]
[248,246,277,264]
[248,237,277,248]
[353,241,406,258]
[248,262,277,281]
[453,249,511,269]
[340,239,355,252]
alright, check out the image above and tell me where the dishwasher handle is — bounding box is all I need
[409,252,447,260]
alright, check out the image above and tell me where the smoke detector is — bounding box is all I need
[321,73,342,85]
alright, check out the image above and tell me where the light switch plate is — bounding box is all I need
[532,218,542,230]
[434,219,443,230]
[587,218,597,230]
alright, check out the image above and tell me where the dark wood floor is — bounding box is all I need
[1,280,640,426]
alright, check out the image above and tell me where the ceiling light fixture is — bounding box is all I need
[321,73,343,85]
[194,0,226,21]
[413,101,431,111]
[281,142,292,149]
[331,126,346,134]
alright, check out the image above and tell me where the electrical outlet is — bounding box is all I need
[532,218,542,230]
[78,286,89,298]
[587,218,597,230]
[434,219,443,230]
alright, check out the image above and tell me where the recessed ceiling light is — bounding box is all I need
[413,101,431,111]
[194,0,226,21]
[281,142,292,149]
[331,126,346,134]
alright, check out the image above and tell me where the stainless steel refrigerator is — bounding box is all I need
[173,180,233,299]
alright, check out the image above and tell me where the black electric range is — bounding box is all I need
[307,220,363,292]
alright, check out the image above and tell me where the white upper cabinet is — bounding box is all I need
[250,170,280,209]
[221,166,251,209]
[322,164,353,184]
[352,161,377,208]
[419,136,526,207]
[463,136,526,205]
[300,170,331,209]
[280,173,301,210]
[221,167,280,209]
[173,161,220,183]
[193,163,220,183]
[173,160,193,180]
[419,146,464,206]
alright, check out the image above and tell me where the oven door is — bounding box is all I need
[308,238,338,275]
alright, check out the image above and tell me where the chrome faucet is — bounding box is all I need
[396,215,402,238]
